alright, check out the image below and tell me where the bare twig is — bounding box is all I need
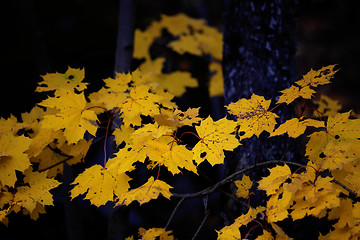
[192,211,210,240]
[171,160,304,199]
[165,197,185,229]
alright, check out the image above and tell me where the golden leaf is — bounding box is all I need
[36,66,87,92]
[192,116,239,166]
[0,133,32,187]
[71,164,130,207]
[226,94,278,140]
[117,176,172,206]
[234,175,252,199]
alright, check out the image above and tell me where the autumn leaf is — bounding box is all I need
[290,176,341,220]
[258,165,291,196]
[271,117,325,138]
[137,227,174,240]
[295,64,338,88]
[234,175,252,199]
[32,136,92,177]
[144,136,197,175]
[0,115,21,135]
[277,65,338,104]
[133,21,162,60]
[38,89,99,144]
[306,111,360,170]
[192,116,239,166]
[314,95,342,117]
[160,13,206,36]
[36,66,88,92]
[70,164,130,207]
[117,176,172,206]
[226,94,278,140]
[121,85,163,126]
[216,207,265,240]
[0,133,32,187]
[107,146,146,174]
[14,167,60,215]
[277,85,315,104]
[209,61,224,97]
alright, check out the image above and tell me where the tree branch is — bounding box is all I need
[171,160,304,199]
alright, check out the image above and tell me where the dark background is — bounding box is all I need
[1,0,360,239]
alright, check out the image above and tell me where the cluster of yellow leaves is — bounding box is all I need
[277,65,338,104]
[1,10,359,240]
[133,13,223,97]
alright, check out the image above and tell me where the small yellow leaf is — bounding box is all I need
[117,176,172,206]
[209,61,224,97]
[277,85,315,104]
[234,175,252,198]
[271,117,325,138]
[258,165,291,196]
[36,66,87,92]
[295,64,338,88]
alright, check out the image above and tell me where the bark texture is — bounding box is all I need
[222,0,299,220]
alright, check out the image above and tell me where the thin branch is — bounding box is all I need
[171,160,304,199]
[332,179,358,199]
[38,145,74,172]
[165,197,185,229]
[191,211,210,240]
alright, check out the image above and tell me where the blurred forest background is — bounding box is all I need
[1,0,360,239]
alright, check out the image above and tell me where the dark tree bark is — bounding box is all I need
[113,0,136,75]
[222,0,299,220]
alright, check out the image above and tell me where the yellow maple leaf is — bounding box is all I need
[38,89,99,144]
[314,95,342,117]
[271,117,325,138]
[266,187,292,223]
[216,207,265,239]
[277,65,338,105]
[167,107,202,128]
[14,167,60,214]
[107,146,146,174]
[277,85,315,104]
[290,176,341,220]
[168,35,202,56]
[36,66,87,92]
[256,230,274,240]
[226,94,279,140]
[138,227,174,240]
[117,176,172,206]
[144,136,197,175]
[258,165,291,196]
[295,64,338,88]
[306,111,360,170]
[160,13,206,36]
[133,21,162,60]
[32,136,92,177]
[209,61,224,97]
[192,116,239,166]
[155,71,198,97]
[234,175,252,198]
[0,133,32,187]
[121,85,163,125]
[71,164,130,207]
[0,115,21,135]
[194,27,222,60]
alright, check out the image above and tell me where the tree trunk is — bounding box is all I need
[222,0,298,221]
[107,0,136,239]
